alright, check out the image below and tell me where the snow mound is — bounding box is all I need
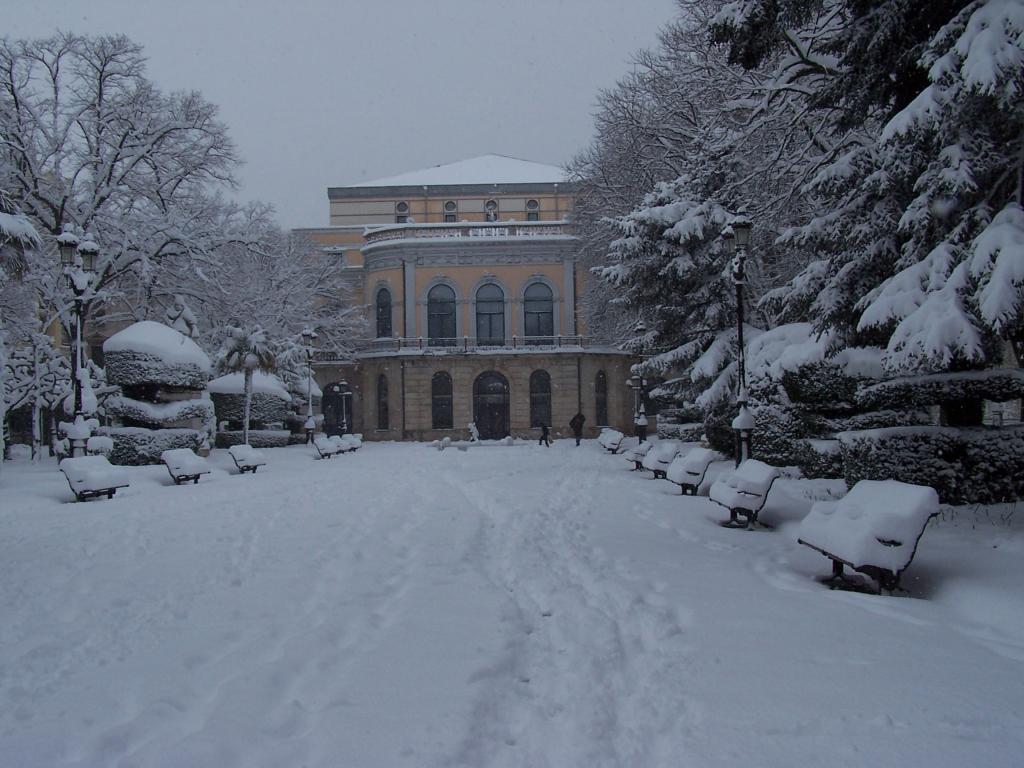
[797,480,939,572]
[208,372,291,400]
[103,321,210,371]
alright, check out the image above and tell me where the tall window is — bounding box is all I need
[395,201,409,223]
[376,287,392,338]
[475,283,505,346]
[444,200,458,222]
[377,374,389,430]
[432,371,453,429]
[526,199,539,221]
[524,282,554,342]
[427,284,457,346]
[484,199,498,222]
[530,370,552,428]
[595,370,608,425]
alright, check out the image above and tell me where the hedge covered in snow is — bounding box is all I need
[103,321,210,390]
[822,408,933,433]
[856,369,1024,411]
[214,429,291,449]
[656,421,704,441]
[104,427,203,466]
[209,392,289,426]
[105,395,215,429]
[837,425,1024,504]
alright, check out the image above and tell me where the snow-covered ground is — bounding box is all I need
[2,440,1023,767]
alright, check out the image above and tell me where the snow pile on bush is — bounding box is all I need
[105,394,215,429]
[104,427,203,466]
[857,368,1024,410]
[215,429,292,449]
[656,421,704,441]
[104,321,211,390]
[208,372,291,427]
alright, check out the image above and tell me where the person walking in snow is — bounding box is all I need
[569,411,585,446]
[538,422,551,447]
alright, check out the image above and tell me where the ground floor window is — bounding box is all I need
[432,371,453,429]
[473,371,510,439]
[529,370,551,428]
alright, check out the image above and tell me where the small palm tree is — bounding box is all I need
[218,326,276,445]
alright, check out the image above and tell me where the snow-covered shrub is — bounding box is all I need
[214,429,291,449]
[957,426,1024,505]
[750,403,813,467]
[823,409,932,433]
[838,427,963,503]
[105,395,215,430]
[103,321,211,390]
[656,421,704,441]
[856,369,1024,411]
[779,362,861,410]
[794,439,843,479]
[208,372,290,428]
[104,427,203,466]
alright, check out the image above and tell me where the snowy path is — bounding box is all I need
[1,441,1023,766]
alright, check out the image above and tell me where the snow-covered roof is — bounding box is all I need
[348,154,567,188]
[208,371,291,400]
[103,321,211,371]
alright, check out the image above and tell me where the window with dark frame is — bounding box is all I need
[524,282,554,343]
[377,374,389,430]
[444,200,457,223]
[431,371,453,429]
[526,199,539,221]
[475,283,505,346]
[595,370,608,425]
[427,284,457,346]
[376,287,392,338]
[395,201,409,223]
[529,370,552,428]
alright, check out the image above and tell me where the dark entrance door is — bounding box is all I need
[322,381,352,436]
[473,371,510,439]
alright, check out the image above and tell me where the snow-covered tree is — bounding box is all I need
[216,326,275,446]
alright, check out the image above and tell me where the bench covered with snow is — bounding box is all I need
[59,455,130,502]
[161,448,211,485]
[314,435,344,459]
[598,428,625,454]
[641,440,680,479]
[228,444,267,474]
[666,447,724,495]
[623,440,653,471]
[709,459,782,529]
[335,433,362,452]
[796,480,939,593]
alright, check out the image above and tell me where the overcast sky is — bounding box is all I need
[5,0,679,228]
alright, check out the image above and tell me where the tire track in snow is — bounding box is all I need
[444,447,697,767]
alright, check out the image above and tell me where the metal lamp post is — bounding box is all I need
[57,227,98,456]
[338,379,353,434]
[722,215,754,466]
[301,327,318,444]
[629,371,648,442]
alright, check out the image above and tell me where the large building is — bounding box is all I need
[296,154,637,441]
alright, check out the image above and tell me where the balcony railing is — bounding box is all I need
[363,220,571,245]
[313,335,589,362]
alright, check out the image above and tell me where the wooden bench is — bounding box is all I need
[59,456,130,502]
[313,435,344,459]
[161,448,212,485]
[796,479,939,594]
[598,428,625,454]
[622,441,653,471]
[641,441,680,479]
[709,459,782,529]
[228,444,267,474]
[666,447,724,495]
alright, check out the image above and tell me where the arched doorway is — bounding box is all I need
[322,380,353,436]
[473,371,510,439]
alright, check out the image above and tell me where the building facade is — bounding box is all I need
[296,155,636,441]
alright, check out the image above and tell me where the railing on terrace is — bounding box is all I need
[363,220,571,245]
[313,335,589,362]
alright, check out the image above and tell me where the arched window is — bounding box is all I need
[524,282,554,343]
[529,370,552,428]
[427,284,457,346]
[395,201,409,223]
[595,370,608,425]
[444,200,458,222]
[473,371,510,439]
[376,287,392,338]
[475,283,505,346]
[432,371,453,429]
[526,199,539,221]
[377,374,389,430]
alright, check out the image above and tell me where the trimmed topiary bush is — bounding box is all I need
[105,427,203,466]
[656,421,704,441]
[856,368,1024,410]
[214,429,291,449]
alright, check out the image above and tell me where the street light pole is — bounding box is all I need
[722,215,754,466]
[301,327,317,444]
[57,228,98,457]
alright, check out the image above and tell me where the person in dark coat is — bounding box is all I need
[539,422,551,447]
[569,412,586,446]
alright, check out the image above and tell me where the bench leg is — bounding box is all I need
[107,490,115,499]
[192,476,200,484]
